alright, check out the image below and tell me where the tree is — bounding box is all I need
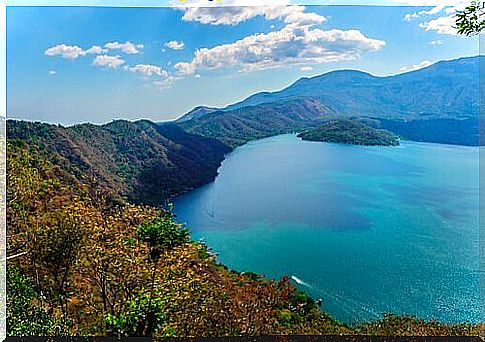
[30,213,83,312]
[455,1,485,36]
[131,214,189,336]
[136,213,190,260]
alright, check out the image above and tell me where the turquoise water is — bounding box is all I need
[173,134,482,324]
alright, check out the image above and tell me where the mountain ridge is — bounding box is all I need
[177,55,481,146]
[178,55,480,118]
[7,119,230,206]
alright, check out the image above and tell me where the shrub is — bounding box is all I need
[105,293,166,337]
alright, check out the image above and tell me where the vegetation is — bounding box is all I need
[355,314,481,336]
[7,267,71,336]
[6,120,483,337]
[297,119,400,146]
[455,1,485,36]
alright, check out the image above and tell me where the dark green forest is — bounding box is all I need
[297,119,400,146]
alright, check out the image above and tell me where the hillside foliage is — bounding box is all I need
[297,119,400,146]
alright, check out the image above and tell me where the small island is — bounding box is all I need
[297,119,400,146]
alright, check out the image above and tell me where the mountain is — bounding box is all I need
[226,56,479,119]
[179,98,337,147]
[7,119,230,205]
[177,106,219,122]
[178,56,480,146]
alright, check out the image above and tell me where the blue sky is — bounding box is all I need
[7,2,478,125]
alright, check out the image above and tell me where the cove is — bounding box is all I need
[173,134,482,325]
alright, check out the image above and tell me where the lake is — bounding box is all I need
[173,134,482,325]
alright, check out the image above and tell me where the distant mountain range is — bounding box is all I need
[177,56,481,146]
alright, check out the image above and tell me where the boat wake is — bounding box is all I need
[290,275,381,321]
[291,275,312,288]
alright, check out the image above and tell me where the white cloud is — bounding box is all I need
[181,6,279,26]
[430,39,444,45]
[284,9,326,27]
[45,41,177,88]
[403,1,467,35]
[419,14,458,35]
[172,1,383,79]
[179,2,327,28]
[165,40,185,50]
[153,76,177,89]
[85,45,108,54]
[92,55,126,68]
[104,41,144,54]
[129,64,175,89]
[404,5,448,21]
[194,74,201,78]
[129,64,169,77]
[45,44,110,59]
[398,60,433,72]
[45,44,86,59]
[300,66,313,72]
[176,0,290,25]
[404,12,420,21]
[175,25,385,75]
[173,3,383,76]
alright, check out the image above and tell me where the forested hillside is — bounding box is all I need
[7,120,230,205]
[297,119,400,146]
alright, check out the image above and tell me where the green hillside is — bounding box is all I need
[7,120,230,206]
[297,119,400,146]
[179,98,336,148]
